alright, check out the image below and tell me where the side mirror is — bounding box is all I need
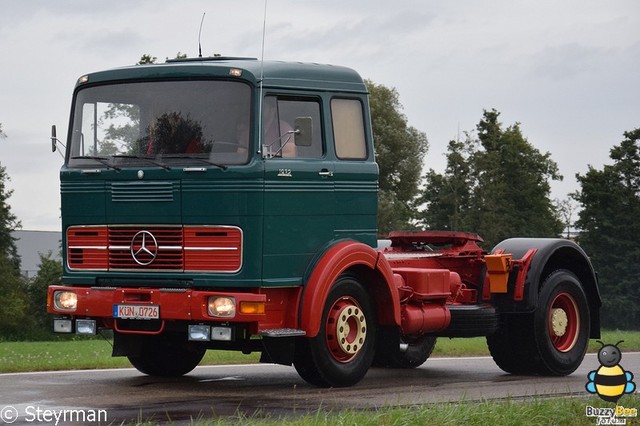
[294,117,312,147]
[51,125,57,152]
[51,125,66,157]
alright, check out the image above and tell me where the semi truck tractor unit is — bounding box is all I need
[47,57,601,387]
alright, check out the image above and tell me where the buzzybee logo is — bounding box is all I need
[584,340,637,425]
[586,340,636,403]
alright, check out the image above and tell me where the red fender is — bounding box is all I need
[299,240,401,337]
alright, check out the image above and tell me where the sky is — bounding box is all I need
[0,0,638,231]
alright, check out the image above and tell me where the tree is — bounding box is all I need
[366,80,429,234]
[0,159,21,271]
[419,136,475,231]
[574,128,640,329]
[0,255,29,338]
[0,125,30,339]
[419,109,563,249]
[555,198,578,239]
[27,253,63,335]
[137,54,157,65]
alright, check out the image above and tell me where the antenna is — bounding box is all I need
[258,0,268,155]
[260,1,268,74]
[198,12,206,58]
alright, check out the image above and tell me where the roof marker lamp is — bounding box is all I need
[53,290,78,312]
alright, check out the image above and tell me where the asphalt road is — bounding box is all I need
[0,352,638,424]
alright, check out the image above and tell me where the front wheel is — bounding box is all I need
[128,335,206,377]
[294,275,376,387]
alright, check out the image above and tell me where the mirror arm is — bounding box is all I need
[262,130,298,159]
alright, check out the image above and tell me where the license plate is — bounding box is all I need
[113,304,159,320]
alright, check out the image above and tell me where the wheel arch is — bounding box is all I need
[298,240,400,338]
[492,238,601,339]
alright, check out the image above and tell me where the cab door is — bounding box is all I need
[330,97,378,248]
[262,96,335,285]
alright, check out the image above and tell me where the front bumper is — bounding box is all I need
[47,285,267,335]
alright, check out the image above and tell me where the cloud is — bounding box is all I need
[531,43,608,81]
[261,7,437,63]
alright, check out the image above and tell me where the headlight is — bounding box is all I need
[208,296,236,318]
[53,291,78,311]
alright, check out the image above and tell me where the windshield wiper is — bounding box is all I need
[112,155,171,170]
[71,156,121,171]
[162,155,227,171]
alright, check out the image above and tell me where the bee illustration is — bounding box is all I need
[586,340,636,403]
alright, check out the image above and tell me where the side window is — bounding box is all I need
[263,96,323,158]
[331,98,367,160]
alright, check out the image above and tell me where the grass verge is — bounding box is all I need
[0,337,259,373]
[144,395,640,426]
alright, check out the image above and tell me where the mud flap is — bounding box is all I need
[112,332,143,357]
[259,329,306,366]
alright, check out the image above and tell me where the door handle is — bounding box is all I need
[318,169,334,177]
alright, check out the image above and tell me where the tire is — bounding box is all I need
[128,335,206,377]
[486,312,538,374]
[375,334,437,369]
[294,274,376,387]
[487,270,590,376]
[533,270,590,375]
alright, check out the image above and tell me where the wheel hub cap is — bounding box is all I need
[335,305,366,355]
[548,292,580,353]
[326,297,367,362]
[551,308,568,337]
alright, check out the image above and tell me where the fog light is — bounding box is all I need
[208,296,236,318]
[53,319,73,333]
[211,327,232,341]
[76,319,96,335]
[53,290,78,312]
[189,324,211,341]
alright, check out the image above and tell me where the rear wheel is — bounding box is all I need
[488,270,590,376]
[374,332,437,369]
[533,270,590,375]
[128,335,206,377]
[294,274,376,387]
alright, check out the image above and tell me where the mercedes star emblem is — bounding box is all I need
[130,230,158,265]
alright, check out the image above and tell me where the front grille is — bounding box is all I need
[67,225,242,272]
[109,226,183,270]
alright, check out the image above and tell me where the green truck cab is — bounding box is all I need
[48,57,600,387]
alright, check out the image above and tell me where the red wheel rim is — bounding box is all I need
[325,296,367,363]
[547,292,579,352]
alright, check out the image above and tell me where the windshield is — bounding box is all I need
[67,80,252,168]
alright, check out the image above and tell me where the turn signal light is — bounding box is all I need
[240,301,265,315]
